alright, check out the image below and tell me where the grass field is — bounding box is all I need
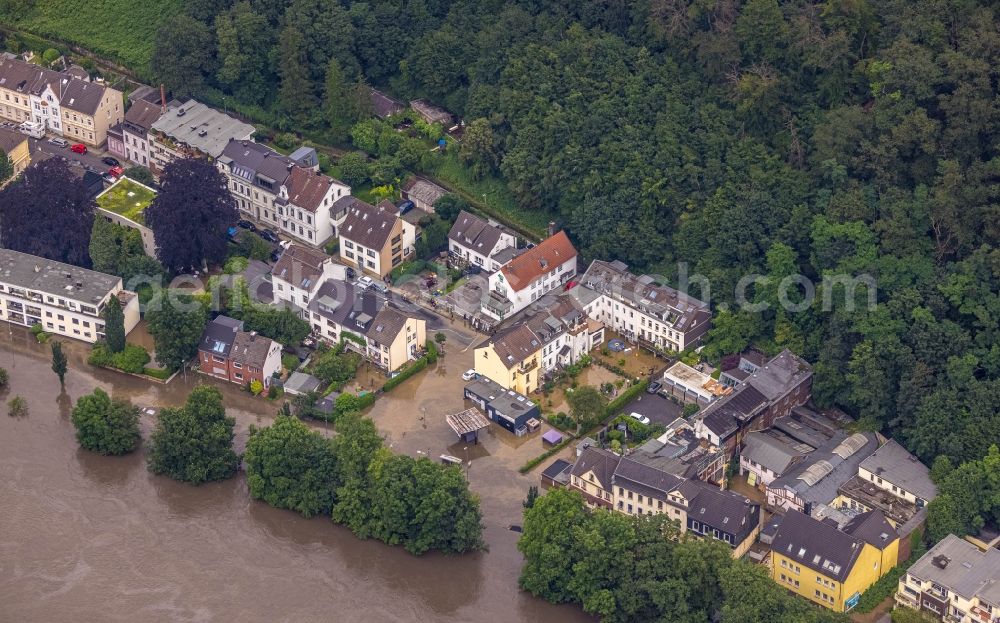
[9,0,184,77]
[96,177,156,224]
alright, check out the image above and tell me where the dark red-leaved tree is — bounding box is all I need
[145,158,238,272]
[0,158,94,267]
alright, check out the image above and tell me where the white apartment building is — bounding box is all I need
[217,140,350,246]
[0,249,140,344]
[896,534,1000,622]
[482,230,577,321]
[568,259,712,353]
[271,244,347,314]
[447,210,517,271]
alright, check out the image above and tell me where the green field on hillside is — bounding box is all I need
[8,0,183,77]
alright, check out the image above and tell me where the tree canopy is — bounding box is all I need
[144,292,208,371]
[0,159,94,267]
[147,385,239,484]
[145,158,238,272]
[71,388,140,455]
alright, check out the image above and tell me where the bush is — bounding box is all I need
[71,388,140,455]
[142,367,172,380]
[323,239,338,255]
[267,385,280,399]
[236,232,272,261]
[89,343,151,374]
[282,353,300,373]
[0,367,7,388]
[249,379,264,395]
[683,403,701,417]
[8,395,28,417]
[383,357,429,392]
[547,412,576,432]
[223,255,249,274]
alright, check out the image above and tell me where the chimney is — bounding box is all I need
[160,84,166,113]
[548,221,558,237]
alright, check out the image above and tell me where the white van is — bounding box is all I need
[19,121,44,139]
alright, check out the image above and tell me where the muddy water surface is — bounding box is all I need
[0,328,590,623]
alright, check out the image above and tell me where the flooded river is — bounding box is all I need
[0,327,590,623]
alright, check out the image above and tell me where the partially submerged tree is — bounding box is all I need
[147,385,239,484]
[71,388,141,455]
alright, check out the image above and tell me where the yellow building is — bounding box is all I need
[473,323,542,394]
[771,509,899,612]
[365,306,426,373]
[0,128,30,182]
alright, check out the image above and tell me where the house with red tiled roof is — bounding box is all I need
[482,230,577,321]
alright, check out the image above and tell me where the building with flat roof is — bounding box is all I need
[895,534,1000,622]
[149,100,255,173]
[95,176,158,256]
[463,376,539,435]
[660,361,732,406]
[0,248,139,343]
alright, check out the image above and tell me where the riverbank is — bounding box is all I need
[0,325,591,622]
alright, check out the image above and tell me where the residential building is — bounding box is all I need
[59,78,123,146]
[338,199,411,278]
[0,248,139,343]
[895,534,1000,622]
[835,439,937,561]
[569,259,711,353]
[660,361,733,406]
[473,324,543,395]
[771,509,899,612]
[307,278,426,373]
[463,376,540,435]
[0,56,123,145]
[217,140,351,246]
[523,295,605,375]
[766,431,879,515]
[631,418,727,483]
[401,177,447,212]
[149,100,255,173]
[568,446,761,556]
[271,244,347,314]
[739,430,808,488]
[694,349,813,454]
[448,210,517,271]
[94,176,158,256]
[0,127,30,180]
[115,99,166,167]
[197,316,282,389]
[483,230,578,321]
[364,306,426,373]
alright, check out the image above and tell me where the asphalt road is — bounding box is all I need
[28,135,118,174]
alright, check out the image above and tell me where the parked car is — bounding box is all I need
[70,143,87,154]
[370,281,390,294]
[628,412,651,425]
[646,381,662,394]
[102,173,117,184]
[237,219,257,232]
[48,137,69,148]
[102,156,120,167]
[345,267,356,280]
[356,276,375,290]
[108,166,124,178]
[259,229,280,243]
[462,369,478,381]
[270,248,283,262]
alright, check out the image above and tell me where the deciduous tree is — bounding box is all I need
[147,385,239,484]
[145,293,208,371]
[71,388,140,455]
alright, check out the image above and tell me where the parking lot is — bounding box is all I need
[621,390,684,427]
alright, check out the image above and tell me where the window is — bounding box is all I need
[234,372,243,380]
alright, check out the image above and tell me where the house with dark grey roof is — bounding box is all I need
[895,534,1000,621]
[114,99,168,167]
[198,315,282,390]
[448,210,517,271]
[739,430,807,487]
[694,349,813,455]
[770,509,899,612]
[218,139,350,246]
[370,88,405,119]
[306,277,426,373]
[568,444,761,556]
[464,376,540,435]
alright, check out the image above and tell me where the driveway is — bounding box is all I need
[620,391,684,427]
[27,135,118,174]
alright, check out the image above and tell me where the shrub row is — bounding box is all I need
[88,343,151,374]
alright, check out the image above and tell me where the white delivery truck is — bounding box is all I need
[19,121,44,139]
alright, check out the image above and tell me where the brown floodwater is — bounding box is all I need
[0,326,590,623]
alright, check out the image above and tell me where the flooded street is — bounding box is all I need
[0,326,590,623]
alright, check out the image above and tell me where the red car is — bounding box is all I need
[108,166,124,177]
[70,143,87,154]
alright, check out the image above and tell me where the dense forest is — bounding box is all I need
[6,1,999,471]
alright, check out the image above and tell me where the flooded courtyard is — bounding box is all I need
[0,325,591,623]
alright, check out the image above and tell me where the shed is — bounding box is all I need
[541,458,572,488]
[446,407,491,443]
[542,429,564,445]
[283,372,322,396]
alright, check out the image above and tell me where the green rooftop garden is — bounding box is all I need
[96,177,156,225]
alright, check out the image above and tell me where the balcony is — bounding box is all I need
[483,291,513,318]
[518,358,538,374]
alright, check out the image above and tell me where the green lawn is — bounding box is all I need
[9,0,184,77]
[96,177,156,224]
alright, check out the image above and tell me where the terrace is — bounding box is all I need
[95,177,157,225]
